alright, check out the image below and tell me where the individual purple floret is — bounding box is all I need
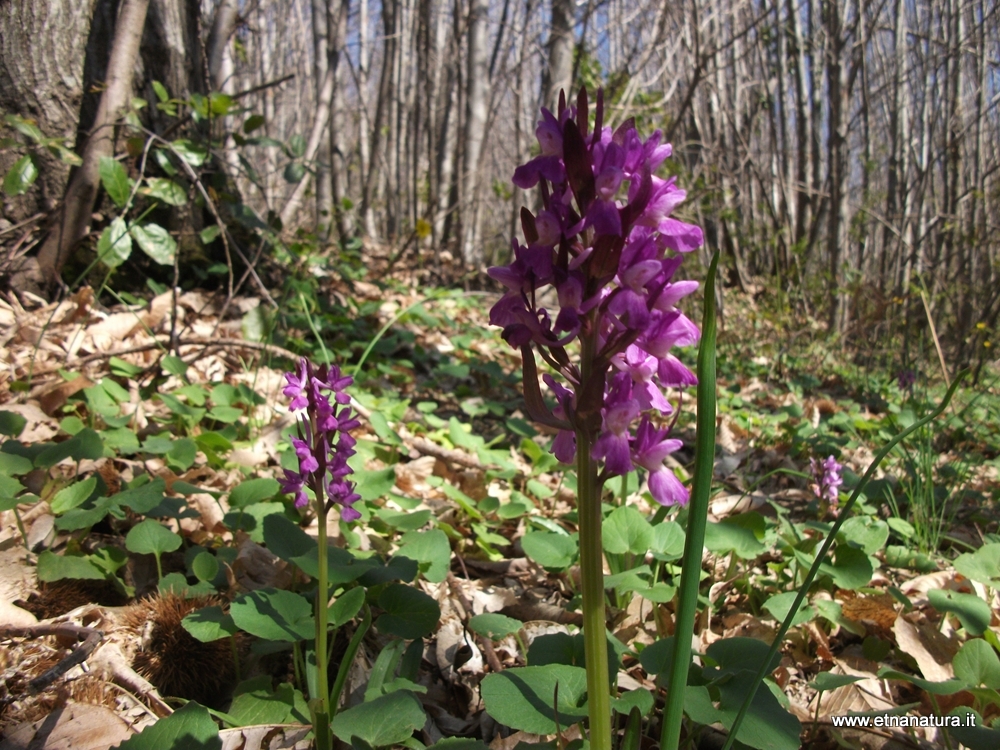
[488,88,701,505]
[282,359,362,522]
[809,455,843,514]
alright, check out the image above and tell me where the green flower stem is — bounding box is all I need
[330,603,372,716]
[577,425,611,750]
[660,250,720,750]
[720,369,967,750]
[313,495,332,750]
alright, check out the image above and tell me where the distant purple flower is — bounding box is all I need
[488,88,702,503]
[283,359,361,522]
[809,455,843,514]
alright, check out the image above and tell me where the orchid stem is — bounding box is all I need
[313,494,332,750]
[578,426,612,750]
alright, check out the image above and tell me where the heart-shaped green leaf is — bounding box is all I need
[125,518,183,557]
[331,690,426,747]
[481,665,589,734]
[230,588,314,641]
[375,583,440,639]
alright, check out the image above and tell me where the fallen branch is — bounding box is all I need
[0,622,103,694]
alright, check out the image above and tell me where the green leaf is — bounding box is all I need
[287,134,306,158]
[36,551,107,582]
[878,667,965,695]
[172,139,208,166]
[243,115,265,133]
[125,518,183,557]
[0,411,27,438]
[469,613,523,640]
[603,505,653,555]
[49,476,98,514]
[353,466,396,502]
[481,665,589,734]
[928,589,992,635]
[181,606,238,642]
[329,587,366,629]
[0,452,32,476]
[948,708,1000,750]
[823,545,873,590]
[954,544,1000,589]
[227,681,308,727]
[130,223,177,265]
[263,514,316,563]
[283,161,306,183]
[152,80,170,102]
[230,588,314,641]
[4,114,44,141]
[708,669,801,750]
[192,551,219,583]
[99,156,132,208]
[331,690,426,747]
[397,529,451,583]
[109,478,167,513]
[808,672,866,692]
[142,177,187,206]
[230,477,280,508]
[97,217,133,268]
[3,154,39,196]
[612,689,654,718]
[521,530,578,570]
[839,516,890,555]
[704,519,765,559]
[35,428,105,467]
[375,583,440,639]
[199,225,221,245]
[763,592,816,628]
[650,521,685,560]
[116,700,221,750]
[953,638,1000,689]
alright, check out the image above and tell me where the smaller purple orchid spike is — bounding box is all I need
[809,455,843,515]
[282,359,361,521]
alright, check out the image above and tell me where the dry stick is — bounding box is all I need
[919,288,951,383]
[0,623,103,695]
[26,336,301,377]
[0,212,45,239]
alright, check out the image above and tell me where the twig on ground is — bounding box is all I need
[0,622,103,694]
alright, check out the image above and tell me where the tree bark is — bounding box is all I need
[34,0,151,288]
[541,0,574,111]
[460,0,489,265]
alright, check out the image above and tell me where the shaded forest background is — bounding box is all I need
[1,0,998,372]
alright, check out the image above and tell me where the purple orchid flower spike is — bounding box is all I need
[283,358,361,521]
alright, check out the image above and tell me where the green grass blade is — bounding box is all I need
[660,249,719,750]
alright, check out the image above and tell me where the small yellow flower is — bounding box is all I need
[985,341,992,348]
[976,322,987,330]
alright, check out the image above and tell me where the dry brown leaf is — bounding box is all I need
[892,615,957,682]
[0,702,133,750]
[710,492,767,517]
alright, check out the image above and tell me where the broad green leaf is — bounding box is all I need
[397,529,451,583]
[928,589,992,635]
[192,551,219,582]
[331,690,426,747]
[948,707,1000,750]
[0,411,27,437]
[230,477,280,508]
[612,689,654,718]
[839,516,890,555]
[329,586,366,629]
[704,519,765,559]
[241,502,285,544]
[36,551,106,582]
[116,700,221,750]
[763,591,816,628]
[287,134,306,158]
[166,437,197,471]
[520,530,578,570]
[481,665,589,734]
[954,544,1000,588]
[283,161,306,183]
[263,514,315,562]
[375,583,440,639]
[109,478,167,513]
[181,605,238,642]
[49,476,98,514]
[96,217,132,268]
[4,114,44,141]
[352,466,396,502]
[0,452,32,476]
[130,223,176,265]
[3,154,38,196]
[99,156,132,208]
[709,669,801,750]
[650,520,686,560]
[142,177,187,206]
[243,115,265,133]
[172,139,207,166]
[953,638,1000,689]
[35,428,104,467]
[603,505,653,555]
[230,588,314,641]
[125,518,183,556]
[469,613,522,640]
[152,80,170,102]
[200,225,221,244]
[227,681,308,727]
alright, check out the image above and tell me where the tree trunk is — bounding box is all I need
[460,0,489,266]
[541,0,574,111]
[33,0,151,289]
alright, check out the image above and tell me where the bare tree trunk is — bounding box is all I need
[541,0,574,110]
[207,0,239,90]
[34,0,151,288]
[460,0,489,266]
[312,0,335,238]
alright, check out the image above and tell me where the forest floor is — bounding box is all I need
[0,252,998,750]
